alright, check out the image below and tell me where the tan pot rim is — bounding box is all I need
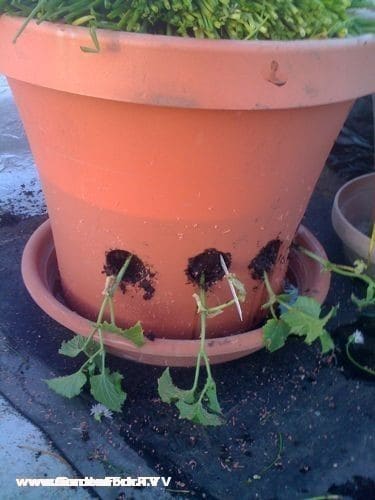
[21,220,331,367]
[332,172,375,263]
[0,15,374,109]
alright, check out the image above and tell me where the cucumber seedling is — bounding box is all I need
[46,255,145,412]
[158,250,246,426]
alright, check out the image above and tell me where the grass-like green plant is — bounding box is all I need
[0,0,374,52]
[158,264,246,426]
[46,255,145,412]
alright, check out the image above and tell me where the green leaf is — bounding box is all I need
[176,400,223,426]
[45,371,87,399]
[289,296,321,318]
[157,368,195,404]
[59,335,86,357]
[319,330,334,353]
[281,297,333,344]
[263,319,291,352]
[98,321,145,347]
[351,282,375,310]
[90,370,126,412]
[204,379,222,414]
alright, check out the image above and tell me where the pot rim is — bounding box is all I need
[1,15,374,109]
[21,220,331,367]
[5,15,373,49]
[332,172,375,262]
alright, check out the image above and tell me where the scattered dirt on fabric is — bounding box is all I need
[0,211,21,227]
[185,248,231,290]
[103,249,155,300]
[248,239,282,280]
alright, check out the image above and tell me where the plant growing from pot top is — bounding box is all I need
[2,0,374,49]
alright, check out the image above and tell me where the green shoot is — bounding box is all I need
[262,272,335,354]
[298,246,375,310]
[2,0,373,47]
[345,329,375,377]
[368,222,375,266]
[247,432,283,484]
[158,268,246,426]
[46,255,145,412]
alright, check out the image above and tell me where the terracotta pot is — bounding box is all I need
[332,172,375,277]
[22,221,330,366]
[1,16,374,341]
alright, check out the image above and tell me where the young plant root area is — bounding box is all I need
[0,97,374,499]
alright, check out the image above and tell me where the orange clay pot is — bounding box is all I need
[1,16,374,341]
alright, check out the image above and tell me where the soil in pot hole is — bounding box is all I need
[185,248,231,290]
[103,249,155,300]
[248,239,282,281]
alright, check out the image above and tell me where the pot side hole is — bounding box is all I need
[103,249,155,300]
[185,248,232,290]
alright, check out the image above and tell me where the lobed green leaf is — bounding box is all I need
[58,335,87,357]
[263,319,291,352]
[98,321,145,347]
[157,368,195,404]
[45,371,87,399]
[90,370,126,412]
[204,379,222,414]
[176,399,223,426]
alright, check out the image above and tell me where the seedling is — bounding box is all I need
[345,329,375,377]
[247,432,283,484]
[158,264,246,426]
[46,255,145,412]
[262,272,335,353]
[298,246,375,311]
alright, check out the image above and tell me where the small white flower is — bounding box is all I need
[351,329,364,345]
[90,403,113,422]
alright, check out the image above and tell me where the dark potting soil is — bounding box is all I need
[103,249,155,300]
[185,248,231,290]
[248,239,282,281]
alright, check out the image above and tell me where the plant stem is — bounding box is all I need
[206,298,236,316]
[199,284,208,363]
[109,299,115,325]
[79,347,103,372]
[13,0,46,43]
[247,432,283,483]
[98,328,106,373]
[299,246,374,288]
[263,272,276,304]
[346,338,375,376]
[94,255,132,373]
